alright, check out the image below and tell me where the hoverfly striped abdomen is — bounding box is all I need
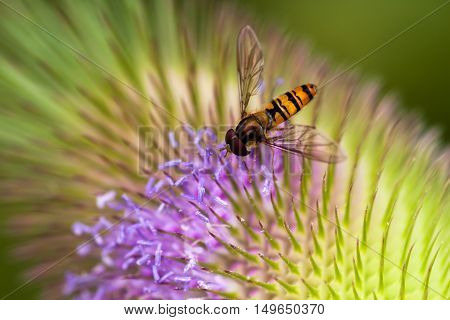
[265,83,317,129]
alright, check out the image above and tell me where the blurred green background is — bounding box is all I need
[0,0,449,299]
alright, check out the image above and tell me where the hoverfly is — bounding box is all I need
[224,26,345,163]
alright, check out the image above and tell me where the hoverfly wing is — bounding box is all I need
[237,25,264,119]
[264,123,346,163]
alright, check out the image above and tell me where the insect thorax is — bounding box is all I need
[235,113,267,145]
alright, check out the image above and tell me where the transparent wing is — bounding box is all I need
[265,123,346,163]
[237,25,264,118]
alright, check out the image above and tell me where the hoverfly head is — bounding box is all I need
[225,128,250,156]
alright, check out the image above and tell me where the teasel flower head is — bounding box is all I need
[0,1,448,299]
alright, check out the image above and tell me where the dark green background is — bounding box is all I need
[1,0,449,299]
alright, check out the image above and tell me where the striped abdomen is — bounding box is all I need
[264,83,317,129]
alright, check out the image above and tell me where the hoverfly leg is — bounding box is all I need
[218,145,230,158]
[270,145,277,181]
